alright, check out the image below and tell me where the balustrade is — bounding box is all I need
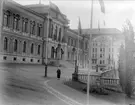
[78,73,120,88]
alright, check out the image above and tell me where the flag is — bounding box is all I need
[99,0,105,14]
[98,20,100,31]
[78,17,82,35]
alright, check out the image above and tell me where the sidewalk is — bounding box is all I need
[47,78,135,105]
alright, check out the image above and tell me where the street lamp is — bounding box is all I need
[72,47,78,81]
[44,2,50,77]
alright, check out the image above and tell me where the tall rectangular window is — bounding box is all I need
[3,11,10,27]
[30,21,35,35]
[13,15,20,31]
[22,18,28,33]
[37,24,42,37]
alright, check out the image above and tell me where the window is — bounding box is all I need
[22,58,25,61]
[30,21,35,35]
[100,54,102,58]
[54,26,57,40]
[58,28,61,42]
[22,18,28,33]
[100,60,102,64]
[3,11,10,27]
[93,48,94,52]
[37,45,40,55]
[31,43,34,54]
[92,60,94,64]
[3,56,7,60]
[4,37,8,51]
[100,48,102,52]
[37,23,42,37]
[14,39,18,52]
[23,41,26,53]
[13,57,17,61]
[13,14,20,31]
[30,59,33,62]
[50,24,53,38]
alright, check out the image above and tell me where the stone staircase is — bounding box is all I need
[59,60,75,68]
[48,59,74,68]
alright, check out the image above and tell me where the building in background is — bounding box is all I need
[79,28,122,71]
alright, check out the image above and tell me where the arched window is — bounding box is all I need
[51,24,53,38]
[3,10,10,27]
[4,37,8,51]
[37,45,40,55]
[31,43,34,54]
[54,26,57,40]
[14,39,18,52]
[23,41,26,53]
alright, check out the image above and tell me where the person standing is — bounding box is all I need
[56,67,61,80]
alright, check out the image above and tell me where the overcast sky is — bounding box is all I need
[14,0,135,31]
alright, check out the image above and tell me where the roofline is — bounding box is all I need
[7,1,45,19]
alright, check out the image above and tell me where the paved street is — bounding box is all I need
[0,63,135,105]
[0,63,72,105]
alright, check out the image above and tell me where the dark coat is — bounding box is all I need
[57,69,61,78]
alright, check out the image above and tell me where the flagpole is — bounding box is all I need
[87,0,93,105]
[45,0,50,77]
[39,0,41,4]
[0,0,4,36]
[77,17,80,69]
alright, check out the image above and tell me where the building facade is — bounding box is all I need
[0,0,122,72]
[66,29,89,68]
[0,1,44,64]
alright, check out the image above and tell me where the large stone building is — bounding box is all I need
[0,0,122,72]
[1,0,44,64]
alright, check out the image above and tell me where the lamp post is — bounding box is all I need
[72,47,78,81]
[44,2,50,77]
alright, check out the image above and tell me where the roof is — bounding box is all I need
[67,29,78,35]
[73,28,122,35]
[5,0,44,18]
[25,3,69,23]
